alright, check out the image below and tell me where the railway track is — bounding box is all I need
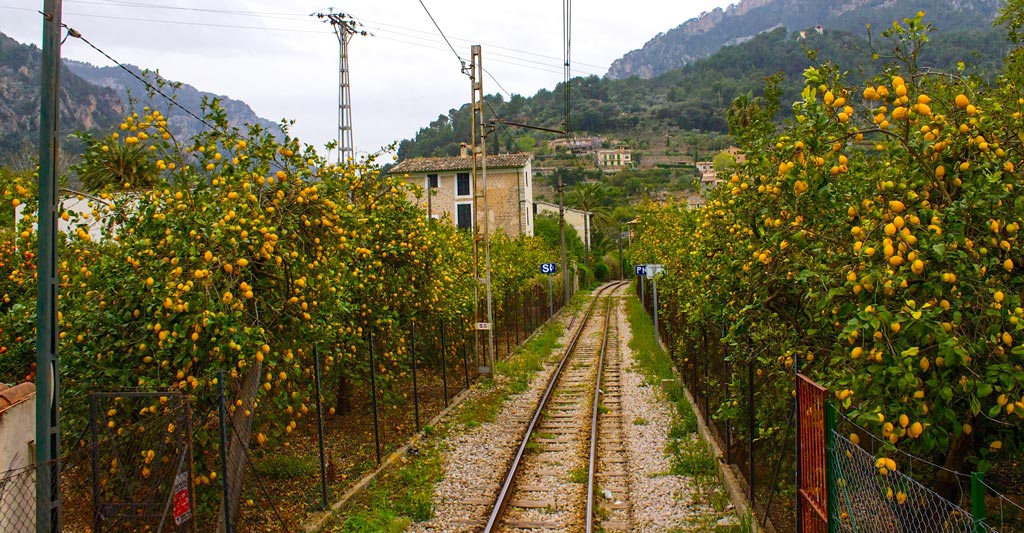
[477,281,630,533]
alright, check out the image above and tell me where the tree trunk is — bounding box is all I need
[216,362,262,533]
[584,213,591,266]
[934,428,973,502]
[335,370,353,416]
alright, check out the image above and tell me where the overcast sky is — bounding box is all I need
[4,0,734,156]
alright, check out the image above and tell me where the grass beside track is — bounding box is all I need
[319,294,581,532]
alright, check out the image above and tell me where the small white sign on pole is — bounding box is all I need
[476,322,491,331]
[645,263,664,279]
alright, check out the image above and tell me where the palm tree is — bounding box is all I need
[566,182,615,266]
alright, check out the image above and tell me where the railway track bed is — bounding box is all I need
[406,283,738,533]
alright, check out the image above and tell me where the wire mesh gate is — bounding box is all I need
[797,373,832,533]
[89,391,195,532]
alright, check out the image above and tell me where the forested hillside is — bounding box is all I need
[397,25,1009,160]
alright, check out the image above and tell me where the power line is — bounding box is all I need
[4,4,604,77]
[31,8,332,34]
[563,0,572,139]
[66,0,604,69]
[368,33,576,76]
[64,0,308,20]
[366,23,602,76]
[353,15,607,70]
[415,0,466,71]
[62,0,609,70]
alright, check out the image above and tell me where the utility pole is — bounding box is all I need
[317,11,367,165]
[558,175,569,304]
[37,2,63,531]
[469,45,496,376]
[560,0,572,303]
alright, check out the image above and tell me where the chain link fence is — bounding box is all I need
[11,282,568,532]
[636,276,797,532]
[830,431,996,533]
[0,463,35,533]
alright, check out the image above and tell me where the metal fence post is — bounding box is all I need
[410,319,420,433]
[505,292,512,356]
[748,359,755,507]
[313,346,329,510]
[515,291,521,345]
[368,329,381,464]
[971,472,986,533]
[217,371,232,533]
[826,401,837,533]
[439,318,449,407]
[89,395,101,533]
[461,332,471,389]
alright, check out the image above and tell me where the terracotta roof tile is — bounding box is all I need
[389,153,531,174]
[0,382,35,417]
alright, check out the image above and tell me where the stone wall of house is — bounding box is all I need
[401,167,533,238]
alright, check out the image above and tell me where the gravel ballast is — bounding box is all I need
[406,288,737,532]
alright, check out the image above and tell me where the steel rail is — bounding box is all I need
[585,284,617,533]
[482,281,627,532]
[482,281,625,532]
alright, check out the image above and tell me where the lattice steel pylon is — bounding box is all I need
[317,11,366,164]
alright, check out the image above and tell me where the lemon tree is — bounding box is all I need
[632,11,1024,493]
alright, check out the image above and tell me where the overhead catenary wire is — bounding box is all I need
[368,25,602,76]
[353,14,606,70]
[563,0,572,139]
[482,67,514,99]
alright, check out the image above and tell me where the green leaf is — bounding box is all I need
[977,383,993,398]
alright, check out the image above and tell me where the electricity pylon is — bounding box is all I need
[317,11,367,164]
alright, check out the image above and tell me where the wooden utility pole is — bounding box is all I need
[37,2,63,531]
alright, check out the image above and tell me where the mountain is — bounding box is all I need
[606,0,1002,80]
[0,31,279,163]
[65,60,280,141]
[0,31,123,158]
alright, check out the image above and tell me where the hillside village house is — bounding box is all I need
[596,147,632,171]
[390,145,534,238]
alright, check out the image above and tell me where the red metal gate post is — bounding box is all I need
[796,374,829,533]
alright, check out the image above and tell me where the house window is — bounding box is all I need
[456,172,471,196]
[427,173,438,189]
[456,203,473,230]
